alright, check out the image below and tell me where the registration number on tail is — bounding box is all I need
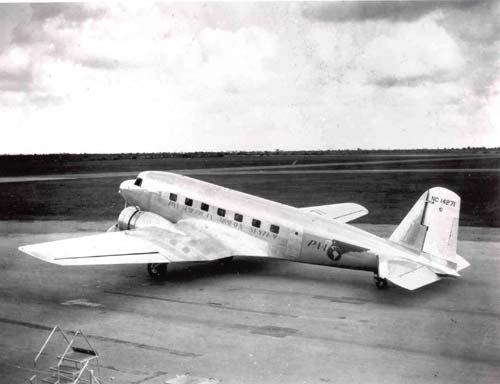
[430,195,457,207]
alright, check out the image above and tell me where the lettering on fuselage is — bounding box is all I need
[167,199,278,241]
[250,226,277,240]
[168,201,213,220]
[429,195,457,208]
[306,239,331,252]
[218,217,243,231]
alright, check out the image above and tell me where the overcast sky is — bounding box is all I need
[0,1,499,154]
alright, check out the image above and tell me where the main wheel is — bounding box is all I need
[147,263,168,279]
[374,276,388,289]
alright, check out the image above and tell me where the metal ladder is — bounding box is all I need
[29,326,102,384]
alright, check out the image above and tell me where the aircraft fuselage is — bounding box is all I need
[119,171,380,273]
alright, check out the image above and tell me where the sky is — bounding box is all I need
[0,1,499,154]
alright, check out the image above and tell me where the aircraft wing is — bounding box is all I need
[300,203,368,223]
[19,219,269,266]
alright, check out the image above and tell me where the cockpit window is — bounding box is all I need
[134,177,143,187]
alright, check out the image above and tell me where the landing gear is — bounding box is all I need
[374,275,388,289]
[147,263,168,279]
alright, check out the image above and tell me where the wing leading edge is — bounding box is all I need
[19,219,269,266]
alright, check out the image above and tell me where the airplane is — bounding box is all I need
[19,171,470,290]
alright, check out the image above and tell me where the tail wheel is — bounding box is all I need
[374,275,388,289]
[147,263,168,279]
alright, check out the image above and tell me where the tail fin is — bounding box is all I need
[390,187,465,271]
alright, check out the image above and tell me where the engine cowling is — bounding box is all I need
[116,206,177,231]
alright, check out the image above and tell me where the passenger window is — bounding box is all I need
[169,193,177,202]
[234,213,243,222]
[252,219,261,228]
[201,203,209,211]
[217,208,226,217]
[185,198,193,206]
[270,224,280,234]
[134,178,143,187]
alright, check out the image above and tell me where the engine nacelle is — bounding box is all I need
[117,206,177,231]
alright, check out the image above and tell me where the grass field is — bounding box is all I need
[1,149,498,226]
[1,149,499,176]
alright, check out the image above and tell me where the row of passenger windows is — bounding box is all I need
[169,192,280,234]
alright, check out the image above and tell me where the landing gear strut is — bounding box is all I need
[374,275,388,289]
[147,263,168,279]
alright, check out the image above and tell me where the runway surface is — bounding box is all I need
[1,221,499,384]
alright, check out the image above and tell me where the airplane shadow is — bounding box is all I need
[64,256,468,313]
[148,257,274,284]
[139,258,463,308]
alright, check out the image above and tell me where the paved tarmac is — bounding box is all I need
[1,222,499,384]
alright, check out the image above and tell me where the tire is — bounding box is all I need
[147,263,168,279]
[375,278,388,289]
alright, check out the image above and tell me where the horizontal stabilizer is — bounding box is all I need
[301,203,368,223]
[379,257,441,290]
[456,254,470,272]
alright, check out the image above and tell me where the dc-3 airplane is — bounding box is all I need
[19,171,470,290]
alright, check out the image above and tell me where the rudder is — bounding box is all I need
[390,187,461,268]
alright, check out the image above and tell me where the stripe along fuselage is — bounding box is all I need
[118,171,419,274]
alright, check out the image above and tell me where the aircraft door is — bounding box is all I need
[286,227,303,259]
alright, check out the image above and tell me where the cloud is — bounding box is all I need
[29,3,106,24]
[0,3,109,97]
[0,69,33,92]
[0,4,31,50]
[305,13,464,89]
[437,1,500,98]
[302,1,483,23]
[364,17,463,86]
[0,45,34,92]
[0,2,498,153]
[373,72,455,88]
[196,27,278,92]
[73,55,123,70]
[302,0,499,97]
[8,4,107,49]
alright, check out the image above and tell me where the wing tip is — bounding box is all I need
[18,245,31,256]
[19,244,52,263]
